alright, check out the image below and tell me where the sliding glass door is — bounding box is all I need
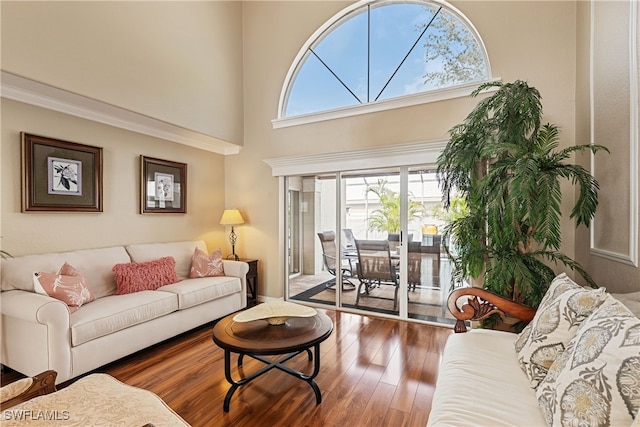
[285,165,456,326]
[287,188,301,277]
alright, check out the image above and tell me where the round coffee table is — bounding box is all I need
[212,309,333,412]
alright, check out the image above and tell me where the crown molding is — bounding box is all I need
[0,71,241,155]
[264,140,447,176]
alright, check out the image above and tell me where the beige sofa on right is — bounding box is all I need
[428,274,640,426]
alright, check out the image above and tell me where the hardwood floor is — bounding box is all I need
[3,309,453,426]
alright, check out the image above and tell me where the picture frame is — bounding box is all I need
[140,156,187,214]
[21,133,103,212]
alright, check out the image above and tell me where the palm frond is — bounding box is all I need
[436,79,608,311]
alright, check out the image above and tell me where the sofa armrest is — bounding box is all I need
[222,260,250,294]
[1,290,72,380]
[0,370,57,409]
[1,291,70,325]
[447,287,536,333]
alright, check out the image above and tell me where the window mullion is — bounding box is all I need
[308,48,363,104]
[367,4,371,103]
[374,6,442,102]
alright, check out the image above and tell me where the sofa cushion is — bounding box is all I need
[125,240,208,280]
[536,294,640,426]
[189,247,225,278]
[515,273,607,389]
[33,270,95,313]
[112,257,179,295]
[157,276,241,310]
[70,291,178,346]
[427,329,547,426]
[1,246,131,298]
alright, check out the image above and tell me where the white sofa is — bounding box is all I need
[427,279,640,426]
[1,240,249,384]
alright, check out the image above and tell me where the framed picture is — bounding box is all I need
[21,133,103,212]
[140,156,187,214]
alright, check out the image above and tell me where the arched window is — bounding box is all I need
[275,0,493,127]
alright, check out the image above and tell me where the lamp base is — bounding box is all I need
[226,254,240,261]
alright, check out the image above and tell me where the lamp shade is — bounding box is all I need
[219,209,245,225]
[422,224,438,235]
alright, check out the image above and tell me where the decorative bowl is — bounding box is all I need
[233,301,317,325]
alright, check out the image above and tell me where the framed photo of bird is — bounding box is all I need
[21,133,103,212]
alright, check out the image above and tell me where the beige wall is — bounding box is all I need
[1,1,244,144]
[1,98,228,256]
[1,1,637,297]
[233,0,588,299]
[574,1,640,293]
[0,1,245,256]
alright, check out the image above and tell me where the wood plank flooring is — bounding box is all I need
[4,309,453,427]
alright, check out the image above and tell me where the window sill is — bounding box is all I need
[271,78,500,130]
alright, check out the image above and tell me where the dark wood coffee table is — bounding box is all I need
[212,309,333,412]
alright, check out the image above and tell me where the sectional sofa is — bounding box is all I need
[1,240,249,384]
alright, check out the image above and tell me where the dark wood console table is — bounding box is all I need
[239,258,258,306]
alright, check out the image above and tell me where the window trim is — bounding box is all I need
[272,78,499,129]
[264,140,447,177]
[273,0,495,129]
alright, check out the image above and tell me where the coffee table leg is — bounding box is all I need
[223,349,239,412]
[308,343,322,404]
[222,344,324,411]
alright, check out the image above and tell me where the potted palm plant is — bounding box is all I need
[436,80,608,321]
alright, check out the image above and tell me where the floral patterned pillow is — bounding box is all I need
[189,247,225,278]
[515,273,608,389]
[536,294,640,426]
[32,263,95,313]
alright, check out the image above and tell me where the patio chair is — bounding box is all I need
[317,231,357,290]
[355,239,399,309]
[341,228,357,254]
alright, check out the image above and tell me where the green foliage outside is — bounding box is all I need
[431,195,469,225]
[436,80,608,311]
[420,7,488,88]
[366,180,424,235]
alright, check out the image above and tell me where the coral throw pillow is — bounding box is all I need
[112,256,179,295]
[189,247,225,278]
[32,262,95,313]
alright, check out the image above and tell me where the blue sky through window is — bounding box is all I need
[284,1,488,118]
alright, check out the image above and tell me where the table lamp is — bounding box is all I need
[219,209,245,260]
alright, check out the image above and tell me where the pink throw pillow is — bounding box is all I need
[189,247,225,278]
[57,261,81,277]
[112,256,179,295]
[32,263,95,313]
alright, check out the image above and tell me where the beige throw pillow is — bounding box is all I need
[536,295,640,426]
[515,273,607,389]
